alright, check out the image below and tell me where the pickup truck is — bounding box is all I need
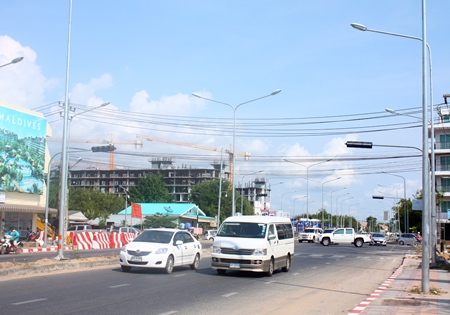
[320,228,372,247]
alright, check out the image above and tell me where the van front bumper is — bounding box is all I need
[211,256,270,272]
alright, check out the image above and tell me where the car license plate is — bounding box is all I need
[130,256,142,262]
[230,263,240,269]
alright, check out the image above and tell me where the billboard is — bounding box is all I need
[0,106,47,195]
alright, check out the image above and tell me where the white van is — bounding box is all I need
[211,215,294,276]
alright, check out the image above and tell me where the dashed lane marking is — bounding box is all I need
[222,292,238,298]
[109,284,130,288]
[12,298,48,305]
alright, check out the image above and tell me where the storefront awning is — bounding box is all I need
[0,204,57,214]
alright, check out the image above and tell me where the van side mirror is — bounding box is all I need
[268,234,276,240]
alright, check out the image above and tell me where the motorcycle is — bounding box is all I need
[0,235,23,254]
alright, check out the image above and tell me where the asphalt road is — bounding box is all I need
[0,241,416,315]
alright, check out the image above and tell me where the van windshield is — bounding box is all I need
[218,222,267,238]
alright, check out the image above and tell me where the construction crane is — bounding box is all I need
[47,134,143,169]
[136,134,250,184]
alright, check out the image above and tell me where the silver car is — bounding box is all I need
[398,233,417,246]
[370,233,387,246]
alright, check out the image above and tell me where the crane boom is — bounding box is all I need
[136,134,250,184]
[47,134,143,169]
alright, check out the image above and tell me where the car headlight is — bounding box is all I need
[212,246,221,254]
[155,248,168,254]
[252,248,267,256]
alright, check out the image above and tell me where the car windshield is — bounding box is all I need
[303,229,316,233]
[373,233,384,237]
[133,230,174,244]
[218,222,266,238]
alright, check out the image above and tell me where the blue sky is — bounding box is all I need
[1,1,448,224]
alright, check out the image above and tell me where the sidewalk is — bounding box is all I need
[348,254,450,314]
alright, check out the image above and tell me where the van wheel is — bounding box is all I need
[217,269,226,275]
[282,255,291,272]
[121,265,132,272]
[165,255,174,274]
[267,258,274,277]
[190,253,200,270]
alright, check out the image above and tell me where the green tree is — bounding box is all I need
[128,173,173,203]
[189,179,252,224]
[142,212,177,228]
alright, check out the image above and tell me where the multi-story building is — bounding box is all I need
[432,103,450,242]
[68,158,272,213]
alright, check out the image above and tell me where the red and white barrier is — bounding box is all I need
[72,232,94,250]
[109,232,123,248]
[35,231,45,247]
[92,232,110,249]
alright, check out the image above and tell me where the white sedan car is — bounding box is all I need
[119,228,202,274]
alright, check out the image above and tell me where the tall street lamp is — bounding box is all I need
[350,8,430,292]
[192,89,281,216]
[382,171,408,233]
[336,193,350,227]
[0,56,23,68]
[285,159,332,220]
[292,196,306,220]
[348,203,359,228]
[340,197,353,228]
[119,185,129,226]
[240,170,264,214]
[321,177,341,229]
[330,188,346,228]
[56,0,74,261]
[303,201,315,220]
[280,190,297,213]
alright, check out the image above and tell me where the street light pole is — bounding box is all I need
[330,188,346,228]
[285,159,332,221]
[0,56,23,68]
[192,89,281,216]
[350,4,430,291]
[321,177,341,229]
[240,170,264,214]
[280,190,297,214]
[119,185,129,227]
[340,197,353,228]
[56,0,73,260]
[348,203,359,228]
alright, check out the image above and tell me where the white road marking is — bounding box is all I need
[222,292,238,297]
[265,281,275,285]
[293,272,301,275]
[158,311,178,315]
[173,274,186,277]
[12,298,48,305]
[109,284,130,288]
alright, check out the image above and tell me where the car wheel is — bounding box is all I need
[209,237,214,241]
[217,269,226,275]
[322,238,330,246]
[354,239,363,247]
[298,240,303,243]
[399,240,405,245]
[266,258,274,277]
[369,242,373,246]
[190,253,200,270]
[165,255,174,274]
[282,255,291,272]
[121,265,132,272]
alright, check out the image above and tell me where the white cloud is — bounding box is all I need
[0,35,56,108]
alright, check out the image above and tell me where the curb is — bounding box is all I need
[0,257,118,279]
[347,257,406,315]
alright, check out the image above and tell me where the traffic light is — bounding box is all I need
[91,145,116,152]
[345,141,373,149]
